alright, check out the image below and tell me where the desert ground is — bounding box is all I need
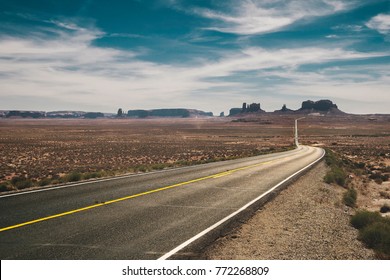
[1,114,389,258]
[298,114,390,214]
[1,114,389,212]
[0,117,294,191]
[1,115,389,200]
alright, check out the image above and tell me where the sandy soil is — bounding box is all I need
[202,161,375,260]
[0,118,292,186]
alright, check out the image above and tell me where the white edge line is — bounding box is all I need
[0,174,137,198]
[0,147,302,199]
[0,167,192,198]
[157,147,325,260]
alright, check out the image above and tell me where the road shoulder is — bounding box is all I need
[202,161,374,259]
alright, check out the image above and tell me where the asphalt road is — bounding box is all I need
[0,145,324,259]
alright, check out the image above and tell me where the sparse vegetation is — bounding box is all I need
[379,191,390,199]
[38,178,51,186]
[0,183,9,192]
[322,136,390,258]
[369,172,389,184]
[11,176,33,190]
[83,171,105,180]
[135,165,147,173]
[3,149,307,193]
[324,166,346,186]
[65,171,82,182]
[343,188,357,207]
[359,222,390,258]
[0,118,294,192]
[323,148,347,187]
[351,211,382,229]
[351,211,390,259]
[380,204,390,213]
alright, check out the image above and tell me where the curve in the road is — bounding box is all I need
[159,146,324,259]
[0,145,325,259]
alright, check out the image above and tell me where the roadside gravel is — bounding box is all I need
[202,161,375,259]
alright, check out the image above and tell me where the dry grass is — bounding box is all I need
[1,114,389,194]
[298,115,390,214]
[0,118,294,190]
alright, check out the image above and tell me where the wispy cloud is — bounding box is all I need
[191,0,358,35]
[0,19,389,113]
[106,33,145,39]
[248,63,390,113]
[366,13,390,35]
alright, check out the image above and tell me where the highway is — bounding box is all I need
[0,145,324,259]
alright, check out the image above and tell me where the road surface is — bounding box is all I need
[0,145,324,259]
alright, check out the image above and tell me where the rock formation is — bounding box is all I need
[5,111,46,118]
[300,100,338,111]
[229,108,242,116]
[274,104,294,113]
[298,100,344,114]
[241,102,265,113]
[127,108,213,118]
[229,99,345,115]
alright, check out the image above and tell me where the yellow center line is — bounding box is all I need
[212,171,233,178]
[0,160,275,232]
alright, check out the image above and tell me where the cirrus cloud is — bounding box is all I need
[192,0,358,35]
[1,19,388,113]
[366,13,390,35]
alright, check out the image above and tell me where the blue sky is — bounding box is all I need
[0,0,389,114]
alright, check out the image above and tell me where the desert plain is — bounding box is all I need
[1,114,390,259]
[1,115,389,212]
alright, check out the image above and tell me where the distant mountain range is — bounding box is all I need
[126,108,213,118]
[0,110,114,119]
[0,100,384,119]
[0,108,213,119]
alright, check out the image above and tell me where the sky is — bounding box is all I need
[0,0,389,115]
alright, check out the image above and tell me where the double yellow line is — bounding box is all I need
[0,160,274,232]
